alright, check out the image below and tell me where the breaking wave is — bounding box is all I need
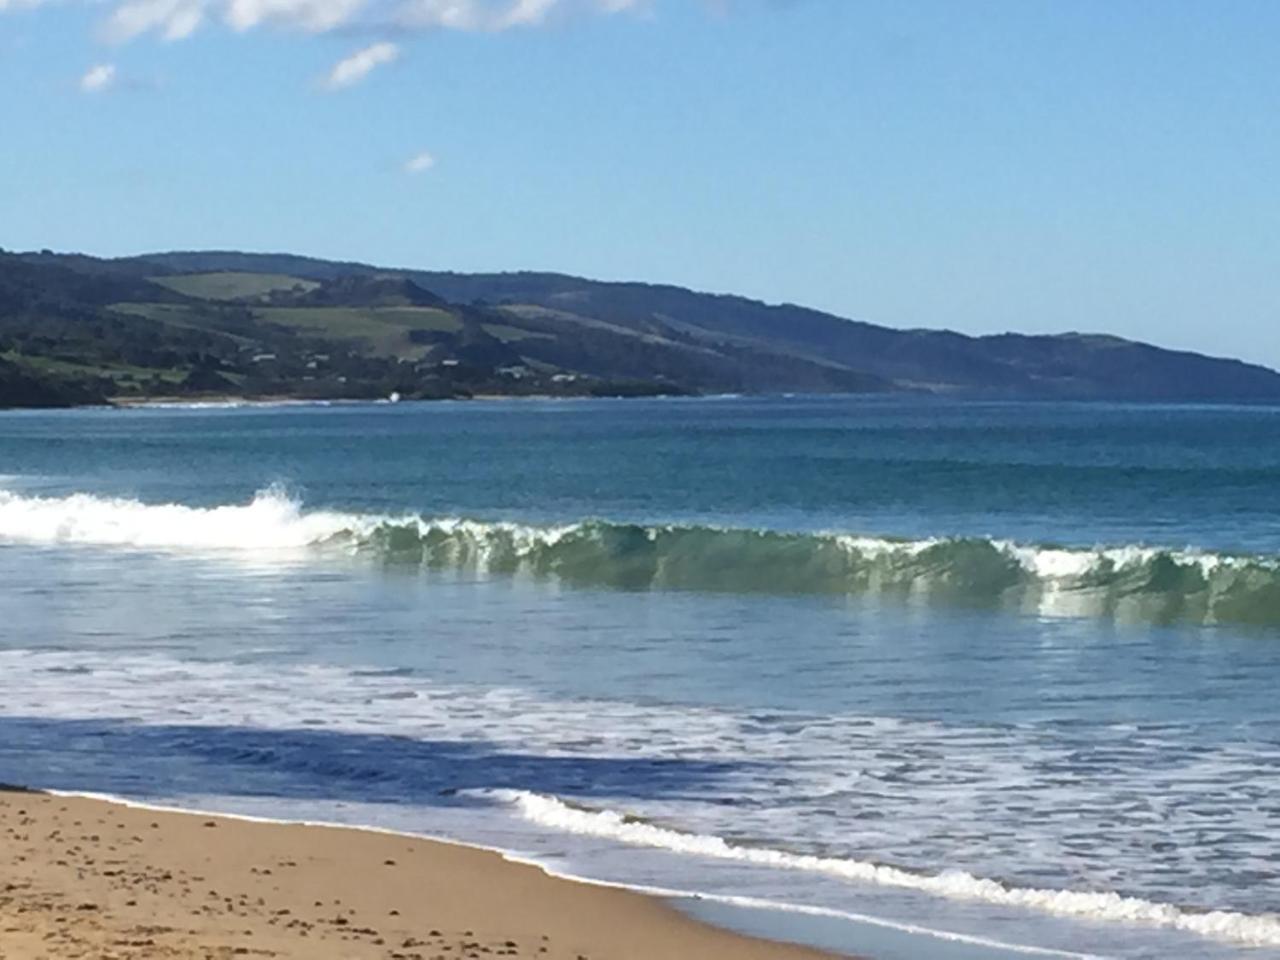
[496,790,1280,949]
[3,486,1280,625]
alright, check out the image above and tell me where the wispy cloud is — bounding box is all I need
[403,150,435,174]
[394,0,639,32]
[102,0,205,42]
[89,0,642,43]
[79,63,117,92]
[224,0,367,33]
[324,40,399,89]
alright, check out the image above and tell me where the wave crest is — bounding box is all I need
[3,487,1280,625]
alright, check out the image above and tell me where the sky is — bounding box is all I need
[2,0,1279,367]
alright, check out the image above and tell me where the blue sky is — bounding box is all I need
[3,0,1279,366]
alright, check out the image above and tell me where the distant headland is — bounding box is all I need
[3,247,1278,408]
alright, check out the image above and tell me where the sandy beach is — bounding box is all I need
[0,788,847,960]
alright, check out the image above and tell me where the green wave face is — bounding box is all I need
[4,486,1279,628]
[342,519,1280,628]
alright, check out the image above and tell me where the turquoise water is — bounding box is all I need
[2,396,1280,959]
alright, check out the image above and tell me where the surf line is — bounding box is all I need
[43,789,1108,960]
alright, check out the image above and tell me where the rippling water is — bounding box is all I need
[2,397,1279,959]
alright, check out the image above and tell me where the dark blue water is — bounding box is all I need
[2,397,1279,960]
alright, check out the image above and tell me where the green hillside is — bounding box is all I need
[3,246,1280,408]
[151,271,319,301]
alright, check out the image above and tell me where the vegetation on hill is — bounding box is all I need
[1,246,1278,408]
[151,272,319,301]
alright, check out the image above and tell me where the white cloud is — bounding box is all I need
[403,150,435,174]
[395,0,640,31]
[95,0,643,40]
[19,0,644,46]
[79,63,117,92]
[103,0,368,40]
[324,40,398,89]
[102,0,205,42]
[225,0,366,32]
[498,0,557,27]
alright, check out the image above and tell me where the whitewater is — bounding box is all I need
[500,792,1280,948]
[4,641,1280,957]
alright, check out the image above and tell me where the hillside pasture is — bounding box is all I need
[151,272,320,301]
[255,306,463,357]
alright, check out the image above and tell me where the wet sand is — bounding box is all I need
[0,788,849,960]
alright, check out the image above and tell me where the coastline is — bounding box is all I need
[0,787,852,960]
[100,394,619,409]
[105,394,358,408]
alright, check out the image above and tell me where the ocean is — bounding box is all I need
[1,395,1279,959]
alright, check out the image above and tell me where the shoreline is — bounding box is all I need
[99,393,662,409]
[0,786,852,960]
[9,393,1280,415]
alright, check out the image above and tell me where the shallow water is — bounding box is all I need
[1,397,1279,959]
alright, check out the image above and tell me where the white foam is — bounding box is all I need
[0,487,578,560]
[4,649,1280,953]
[1003,542,1235,581]
[45,789,1104,960]
[833,534,942,559]
[0,487,358,551]
[500,791,1280,949]
[122,399,335,410]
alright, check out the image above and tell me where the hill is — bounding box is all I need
[134,250,1280,402]
[1,246,1277,407]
